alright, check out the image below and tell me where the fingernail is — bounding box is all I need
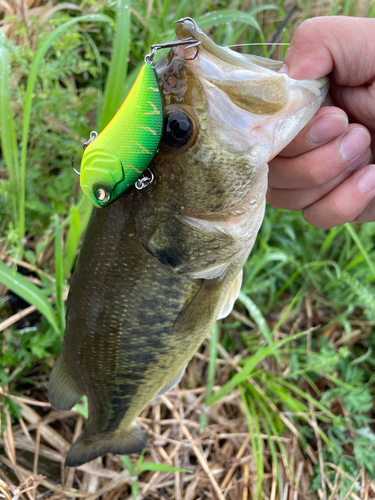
[278,64,288,75]
[358,165,375,193]
[308,114,348,144]
[339,127,371,163]
[347,148,372,172]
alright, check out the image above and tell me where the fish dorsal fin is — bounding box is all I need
[48,351,83,411]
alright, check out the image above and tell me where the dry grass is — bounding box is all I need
[0,0,83,41]
[1,296,375,500]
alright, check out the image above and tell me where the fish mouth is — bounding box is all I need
[168,17,328,161]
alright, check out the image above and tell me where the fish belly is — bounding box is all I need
[49,195,242,465]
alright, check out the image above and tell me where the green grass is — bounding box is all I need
[1,0,375,497]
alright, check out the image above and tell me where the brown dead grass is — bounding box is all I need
[1,295,375,500]
[0,0,83,42]
[0,377,315,500]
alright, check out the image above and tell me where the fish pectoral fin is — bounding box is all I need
[48,351,83,411]
[152,364,187,401]
[174,276,225,337]
[175,259,231,278]
[217,269,243,319]
[65,422,147,467]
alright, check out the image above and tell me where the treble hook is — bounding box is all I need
[144,37,201,65]
[135,168,154,190]
[72,155,80,176]
[71,130,98,176]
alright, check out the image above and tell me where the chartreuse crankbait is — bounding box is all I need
[74,35,201,208]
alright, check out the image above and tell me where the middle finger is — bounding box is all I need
[267,148,372,210]
[269,124,372,189]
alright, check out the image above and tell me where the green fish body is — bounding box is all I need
[49,19,328,467]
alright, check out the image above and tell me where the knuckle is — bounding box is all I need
[305,162,333,187]
[267,188,304,211]
[302,208,329,229]
[330,199,358,225]
[292,18,326,51]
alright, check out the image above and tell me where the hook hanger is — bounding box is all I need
[144,35,201,65]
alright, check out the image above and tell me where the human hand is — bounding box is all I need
[267,16,375,228]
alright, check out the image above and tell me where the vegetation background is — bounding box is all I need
[0,0,375,499]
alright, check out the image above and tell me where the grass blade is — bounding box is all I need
[0,29,19,225]
[238,291,278,360]
[344,223,375,280]
[75,195,93,237]
[74,396,88,419]
[63,206,81,279]
[207,330,308,405]
[275,378,340,423]
[200,322,219,430]
[248,396,264,499]
[247,4,285,17]
[54,215,65,331]
[239,385,262,499]
[139,463,190,473]
[119,456,139,499]
[0,261,60,334]
[197,9,262,32]
[99,0,131,131]
[19,13,114,242]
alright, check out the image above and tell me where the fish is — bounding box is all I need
[48,17,328,467]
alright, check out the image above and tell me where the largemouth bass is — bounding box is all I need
[49,17,328,467]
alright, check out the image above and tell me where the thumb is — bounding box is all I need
[283,16,375,86]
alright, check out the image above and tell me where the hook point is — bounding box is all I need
[71,154,80,176]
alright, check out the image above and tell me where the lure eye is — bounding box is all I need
[164,112,193,148]
[96,187,110,204]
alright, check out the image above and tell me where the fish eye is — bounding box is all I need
[95,187,110,204]
[164,112,193,148]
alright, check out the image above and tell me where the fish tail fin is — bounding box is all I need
[48,351,83,411]
[65,422,147,467]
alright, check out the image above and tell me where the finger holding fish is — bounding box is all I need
[270,105,348,159]
[268,16,375,227]
[268,122,371,192]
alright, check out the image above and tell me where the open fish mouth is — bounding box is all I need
[170,17,328,162]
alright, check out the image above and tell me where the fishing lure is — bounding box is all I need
[74,33,201,208]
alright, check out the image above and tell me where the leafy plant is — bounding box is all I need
[120,454,191,499]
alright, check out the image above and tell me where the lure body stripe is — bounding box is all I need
[80,64,163,207]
